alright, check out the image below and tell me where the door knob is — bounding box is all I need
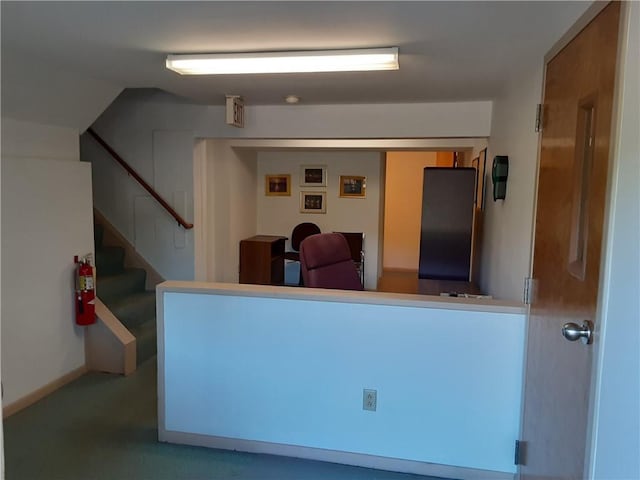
[562,320,594,345]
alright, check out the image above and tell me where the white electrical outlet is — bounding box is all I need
[363,389,377,411]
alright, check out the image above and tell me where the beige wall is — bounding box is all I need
[257,151,382,289]
[437,151,455,166]
[197,140,258,284]
[2,128,93,405]
[382,152,444,271]
[481,64,543,300]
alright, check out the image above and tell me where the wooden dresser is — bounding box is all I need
[239,235,287,285]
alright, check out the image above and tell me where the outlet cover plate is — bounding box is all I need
[363,389,377,411]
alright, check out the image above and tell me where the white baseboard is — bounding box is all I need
[160,429,515,480]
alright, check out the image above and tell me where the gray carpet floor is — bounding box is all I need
[4,357,446,480]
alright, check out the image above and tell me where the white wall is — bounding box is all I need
[202,142,258,283]
[205,141,230,283]
[1,120,93,405]
[207,101,493,139]
[590,3,640,478]
[194,140,260,285]
[160,287,525,475]
[1,51,122,131]
[257,151,382,289]
[481,66,543,301]
[1,118,80,161]
[82,92,197,281]
[228,149,259,281]
[130,130,194,280]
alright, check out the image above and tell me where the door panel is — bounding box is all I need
[521,3,620,479]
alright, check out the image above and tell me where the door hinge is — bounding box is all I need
[515,440,527,466]
[523,277,536,305]
[535,104,543,133]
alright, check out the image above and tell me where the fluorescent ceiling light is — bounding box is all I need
[165,48,398,75]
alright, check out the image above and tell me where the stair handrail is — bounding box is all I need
[87,128,193,229]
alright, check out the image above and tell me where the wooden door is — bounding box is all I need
[521,3,620,479]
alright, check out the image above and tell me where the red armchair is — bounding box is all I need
[299,233,364,291]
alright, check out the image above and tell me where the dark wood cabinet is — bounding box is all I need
[239,235,287,285]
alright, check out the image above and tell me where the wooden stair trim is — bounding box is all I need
[85,299,136,376]
[94,208,164,290]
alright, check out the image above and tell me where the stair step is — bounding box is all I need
[95,246,125,276]
[130,319,157,365]
[96,268,146,305]
[92,218,158,369]
[94,224,104,249]
[108,292,156,330]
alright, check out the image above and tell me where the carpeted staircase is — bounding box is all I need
[94,223,157,364]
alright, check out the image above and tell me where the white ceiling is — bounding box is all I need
[1,1,591,106]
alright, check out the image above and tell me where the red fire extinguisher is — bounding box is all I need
[74,255,96,325]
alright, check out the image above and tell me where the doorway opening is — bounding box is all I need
[378,149,486,296]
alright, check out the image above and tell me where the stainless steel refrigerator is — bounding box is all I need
[418,167,476,280]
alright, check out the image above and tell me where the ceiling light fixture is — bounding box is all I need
[165,47,399,75]
[285,95,300,104]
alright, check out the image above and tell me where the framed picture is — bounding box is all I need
[265,174,291,196]
[300,191,326,213]
[300,165,327,187]
[339,175,366,198]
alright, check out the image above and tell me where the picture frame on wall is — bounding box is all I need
[339,175,366,198]
[265,174,291,196]
[300,165,327,187]
[300,191,326,213]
